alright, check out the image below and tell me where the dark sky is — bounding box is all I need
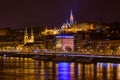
[0,0,120,27]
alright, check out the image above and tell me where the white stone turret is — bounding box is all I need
[70,10,74,25]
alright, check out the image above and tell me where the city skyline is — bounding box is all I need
[0,0,120,28]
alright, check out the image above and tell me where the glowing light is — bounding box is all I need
[56,35,74,38]
[57,62,70,80]
[102,63,108,67]
[113,63,118,67]
[3,54,6,59]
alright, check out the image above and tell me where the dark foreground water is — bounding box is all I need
[0,57,120,80]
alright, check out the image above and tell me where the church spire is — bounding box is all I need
[31,28,33,35]
[25,27,28,35]
[31,28,34,42]
[24,28,28,44]
[70,10,74,24]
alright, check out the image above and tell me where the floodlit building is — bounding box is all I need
[55,35,74,52]
[24,28,34,44]
[41,10,94,36]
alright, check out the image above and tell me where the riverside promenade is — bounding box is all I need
[0,51,120,63]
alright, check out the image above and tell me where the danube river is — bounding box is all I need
[0,57,120,80]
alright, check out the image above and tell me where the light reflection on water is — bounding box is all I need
[56,62,71,80]
[0,58,120,80]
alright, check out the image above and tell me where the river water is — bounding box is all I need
[0,57,120,80]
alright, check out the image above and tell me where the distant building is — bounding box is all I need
[61,10,74,29]
[42,10,95,35]
[24,28,34,44]
[41,27,60,35]
[56,35,74,52]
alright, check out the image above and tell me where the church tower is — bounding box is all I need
[24,28,28,44]
[70,10,74,25]
[30,28,34,42]
[24,28,34,44]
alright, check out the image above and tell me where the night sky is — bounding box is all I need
[0,0,120,27]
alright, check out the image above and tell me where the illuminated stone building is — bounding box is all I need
[41,27,60,36]
[55,35,74,52]
[40,10,95,52]
[41,10,94,35]
[24,28,34,44]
